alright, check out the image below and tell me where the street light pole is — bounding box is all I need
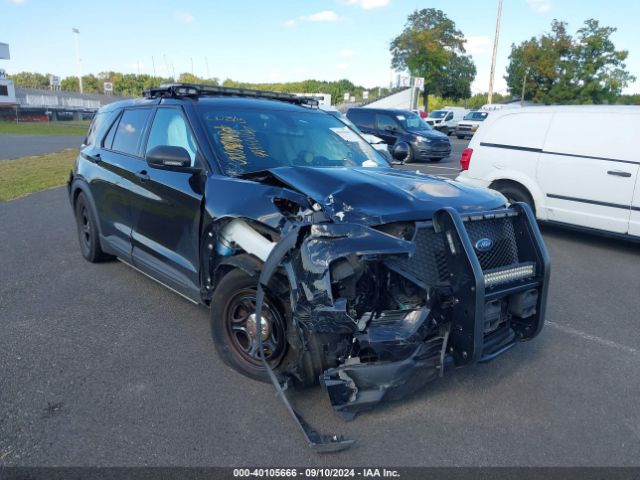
[72,28,83,94]
[521,67,530,106]
[487,0,503,105]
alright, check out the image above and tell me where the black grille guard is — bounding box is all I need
[431,202,551,365]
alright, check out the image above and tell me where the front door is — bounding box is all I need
[130,106,205,302]
[375,113,401,146]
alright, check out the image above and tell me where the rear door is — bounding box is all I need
[92,107,153,259]
[130,106,205,301]
[537,112,639,234]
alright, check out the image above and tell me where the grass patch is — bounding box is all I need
[0,149,78,201]
[0,121,89,136]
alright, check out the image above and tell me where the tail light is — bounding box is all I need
[460,148,473,171]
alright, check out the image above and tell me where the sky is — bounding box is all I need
[1,0,639,95]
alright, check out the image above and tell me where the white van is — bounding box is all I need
[455,106,640,239]
[425,107,469,135]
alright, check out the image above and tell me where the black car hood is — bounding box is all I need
[266,166,506,225]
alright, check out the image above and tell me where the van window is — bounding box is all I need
[111,108,152,156]
[445,112,453,121]
[347,110,374,129]
[544,112,639,161]
[481,112,552,149]
[376,114,398,131]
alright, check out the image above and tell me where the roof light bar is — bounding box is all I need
[143,83,319,108]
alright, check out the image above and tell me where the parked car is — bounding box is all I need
[456,106,640,239]
[412,108,428,119]
[455,110,489,139]
[346,107,451,163]
[425,107,469,135]
[68,84,550,449]
[320,105,392,162]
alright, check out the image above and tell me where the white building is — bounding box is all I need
[0,42,17,105]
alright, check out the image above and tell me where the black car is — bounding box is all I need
[68,84,550,450]
[346,107,451,163]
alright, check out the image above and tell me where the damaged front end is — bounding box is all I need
[207,170,550,451]
[253,201,549,423]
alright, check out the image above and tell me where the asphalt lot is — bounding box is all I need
[1,137,640,467]
[0,134,83,160]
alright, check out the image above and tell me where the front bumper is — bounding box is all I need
[415,143,451,160]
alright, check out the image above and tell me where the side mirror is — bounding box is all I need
[392,142,410,163]
[385,125,397,132]
[146,145,198,172]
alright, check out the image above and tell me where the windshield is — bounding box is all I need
[428,111,447,119]
[396,112,432,132]
[464,111,489,121]
[199,107,389,176]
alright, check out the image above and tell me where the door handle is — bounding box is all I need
[135,170,150,181]
[607,170,632,178]
[81,152,101,163]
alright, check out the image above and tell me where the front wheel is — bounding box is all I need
[210,269,288,382]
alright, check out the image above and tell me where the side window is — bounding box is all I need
[146,108,200,167]
[376,114,397,130]
[445,112,453,121]
[111,108,152,156]
[348,110,374,129]
[102,111,120,149]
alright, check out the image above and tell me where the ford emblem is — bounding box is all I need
[475,238,494,252]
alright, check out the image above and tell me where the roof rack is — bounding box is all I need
[143,83,319,108]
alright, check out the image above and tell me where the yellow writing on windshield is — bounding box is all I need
[213,123,269,163]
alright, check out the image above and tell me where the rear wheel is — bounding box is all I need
[495,183,536,215]
[430,157,443,162]
[456,135,464,140]
[74,192,110,262]
[211,269,288,382]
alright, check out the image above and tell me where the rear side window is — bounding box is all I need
[347,110,374,129]
[111,108,152,156]
[85,112,115,147]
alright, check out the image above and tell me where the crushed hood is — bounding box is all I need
[266,166,506,225]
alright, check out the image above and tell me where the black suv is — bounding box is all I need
[346,107,451,163]
[69,84,549,448]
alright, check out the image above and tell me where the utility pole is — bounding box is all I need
[72,28,83,94]
[191,57,194,76]
[205,57,210,79]
[487,0,503,105]
[151,56,157,78]
[521,67,530,106]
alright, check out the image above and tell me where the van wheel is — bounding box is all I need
[210,269,288,383]
[430,158,443,162]
[456,135,464,140]
[496,184,536,215]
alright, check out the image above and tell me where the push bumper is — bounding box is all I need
[320,203,550,418]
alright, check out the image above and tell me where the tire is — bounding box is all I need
[430,157,443,162]
[456,135,464,140]
[403,144,415,164]
[210,268,288,383]
[495,184,536,215]
[74,192,110,262]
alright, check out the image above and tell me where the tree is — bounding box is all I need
[390,9,476,110]
[8,71,51,89]
[505,19,635,104]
